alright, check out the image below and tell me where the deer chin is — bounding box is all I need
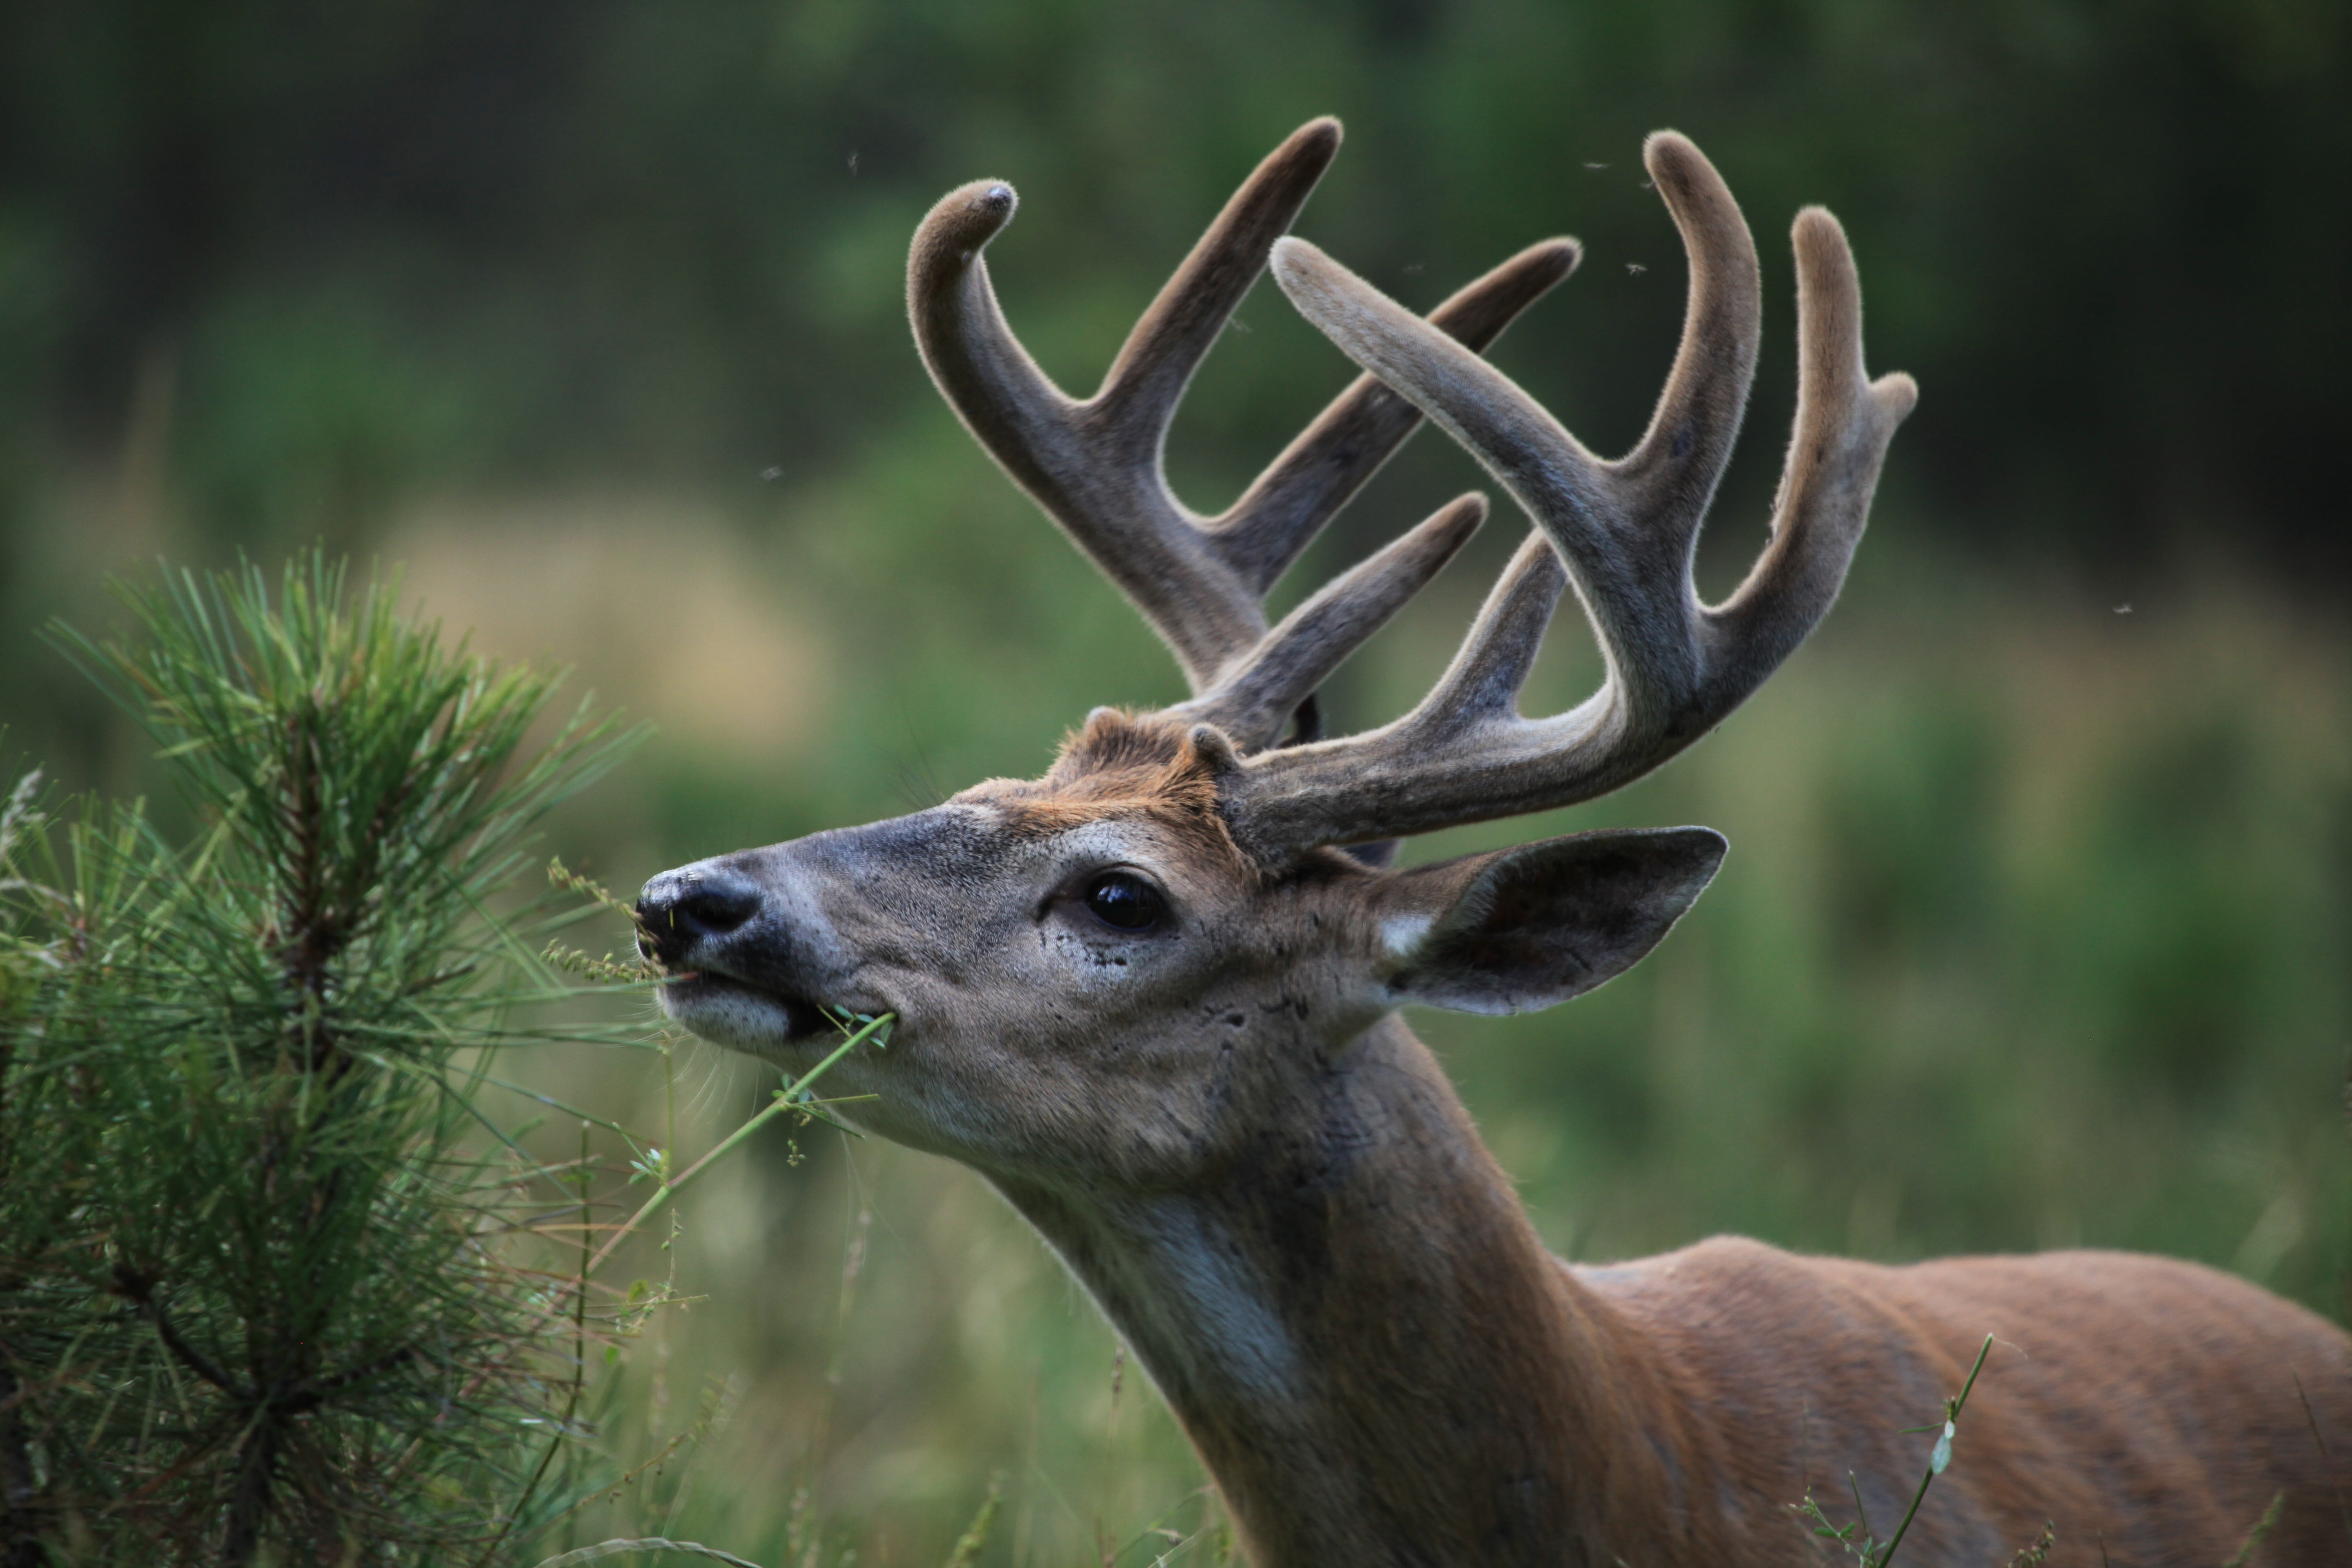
[657,969,833,1052]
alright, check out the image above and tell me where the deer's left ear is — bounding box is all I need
[1368,828,1726,1014]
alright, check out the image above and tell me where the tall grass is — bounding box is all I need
[6,427,2342,1563]
[454,490,2347,1564]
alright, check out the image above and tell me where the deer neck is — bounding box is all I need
[987,1014,1692,1568]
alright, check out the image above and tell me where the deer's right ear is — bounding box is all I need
[1368,828,1725,1015]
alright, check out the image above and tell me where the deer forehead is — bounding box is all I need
[946,719,1257,890]
[774,799,1236,928]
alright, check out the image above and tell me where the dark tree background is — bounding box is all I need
[1,0,2344,585]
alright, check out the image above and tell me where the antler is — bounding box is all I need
[908,118,1576,707]
[1216,132,1919,862]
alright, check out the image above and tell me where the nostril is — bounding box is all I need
[636,868,763,961]
[676,877,760,936]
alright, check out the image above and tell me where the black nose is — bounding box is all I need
[636,867,763,964]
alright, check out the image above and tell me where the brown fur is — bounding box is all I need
[960,709,1253,877]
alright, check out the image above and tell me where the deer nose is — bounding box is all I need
[636,867,763,964]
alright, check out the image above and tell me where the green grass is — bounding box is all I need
[7,455,2345,1563]
[446,503,2348,1564]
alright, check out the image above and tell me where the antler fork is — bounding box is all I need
[908,119,1577,713]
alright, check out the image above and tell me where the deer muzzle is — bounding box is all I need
[637,856,845,1047]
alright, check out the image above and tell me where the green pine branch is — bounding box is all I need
[0,554,663,1565]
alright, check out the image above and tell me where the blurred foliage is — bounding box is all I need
[0,558,640,1563]
[0,5,2346,1565]
[443,532,2351,1565]
[0,0,2347,574]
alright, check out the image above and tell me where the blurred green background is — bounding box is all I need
[3,2,2347,1562]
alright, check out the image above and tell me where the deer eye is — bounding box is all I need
[1082,870,1165,932]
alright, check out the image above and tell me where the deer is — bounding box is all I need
[634,120,2352,1566]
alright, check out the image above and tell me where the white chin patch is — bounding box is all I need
[658,978,809,1053]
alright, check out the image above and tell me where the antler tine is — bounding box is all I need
[910,173,1264,690]
[1707,206,1919,674]
[1611,133,1764,528]
[1224,133,1914,862]
[1175,493,1488,750]
[1093,119,1346,448]
[1208,239,1581,597]
[908,119,1574,696]
[1413,530,1571,736]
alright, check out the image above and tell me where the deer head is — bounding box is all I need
[637,119,1914,1191]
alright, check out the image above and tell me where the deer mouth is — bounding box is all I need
[658,967,835,1046]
